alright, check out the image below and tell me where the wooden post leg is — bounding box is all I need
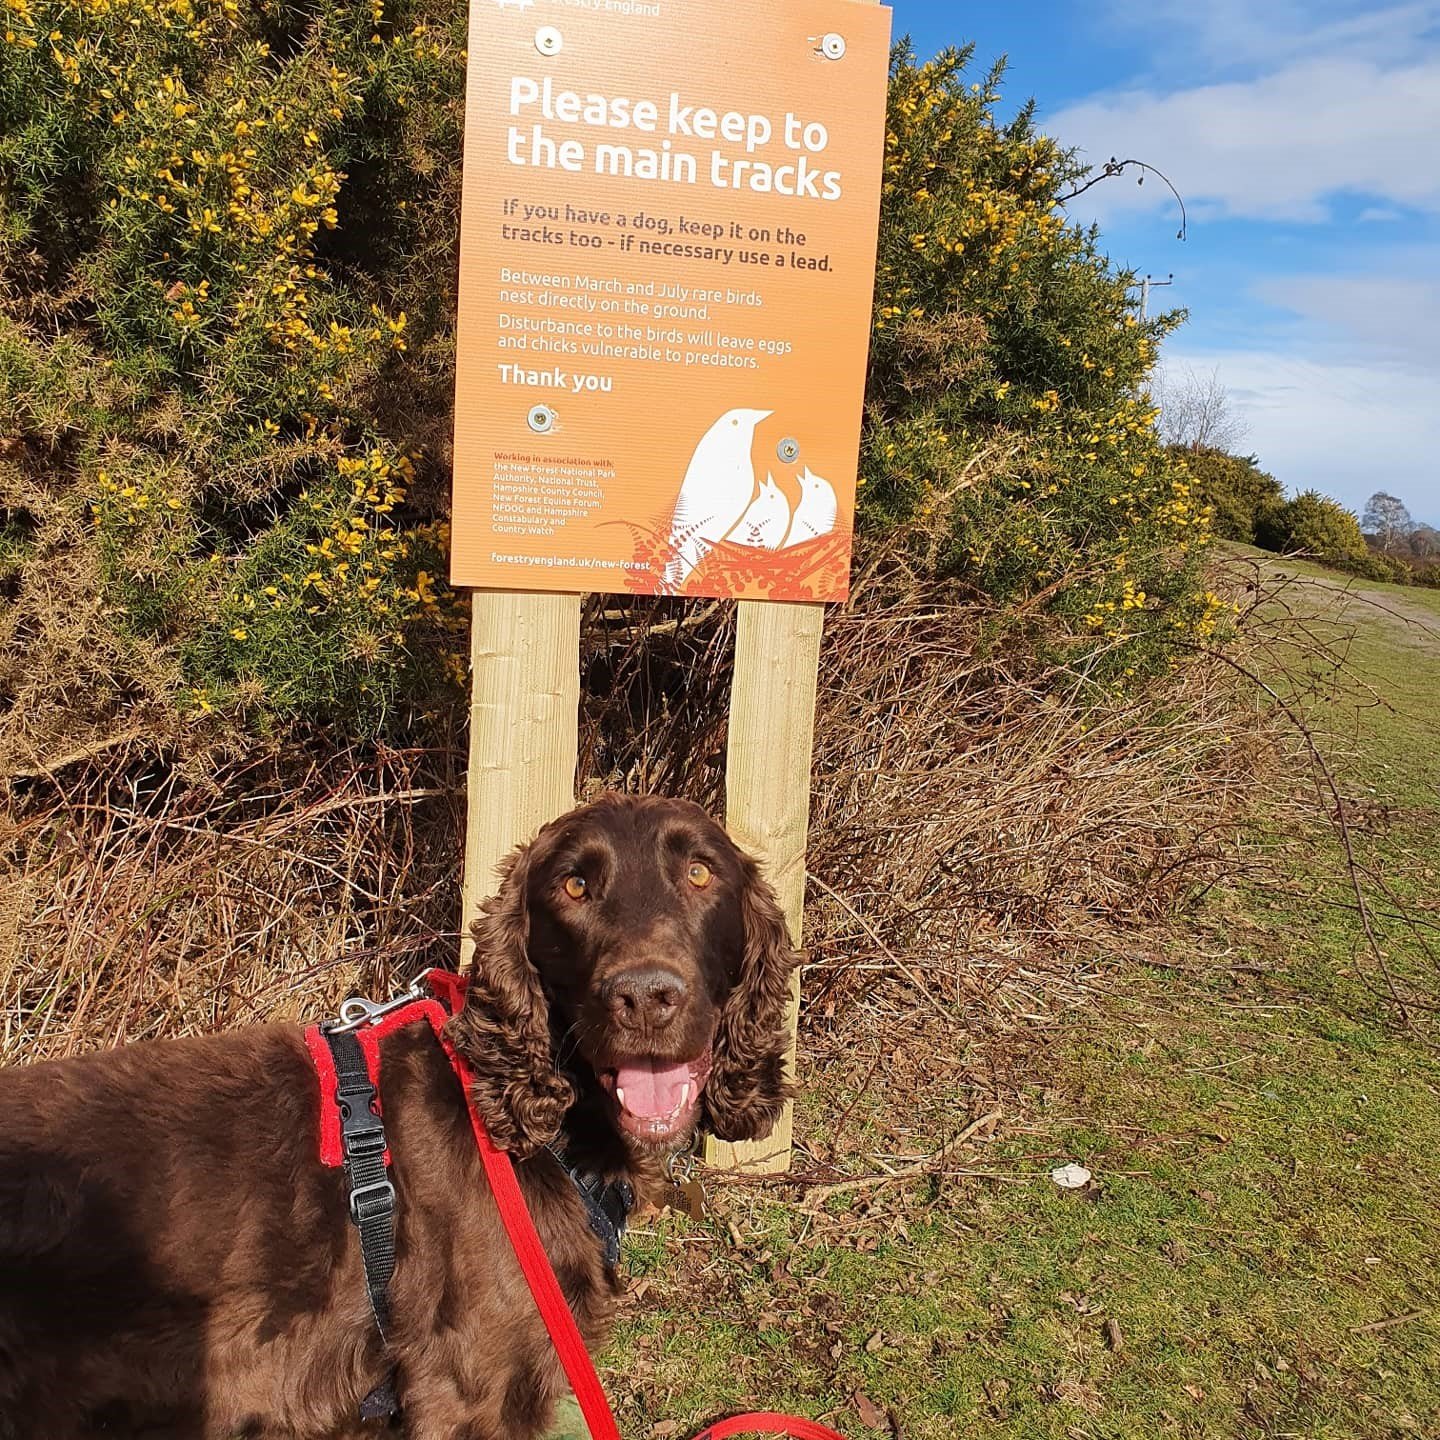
[459,591,582,966]
[705,598,825,1174]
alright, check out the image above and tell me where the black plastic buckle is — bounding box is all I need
[349,1178,397,1224]
[346,1130,387,1163]
[336,1081,385,1149]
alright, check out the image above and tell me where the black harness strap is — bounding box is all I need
[546,1142,635,1269]
[322,1026,400,1420]
[316,990,637,1427]
[324,1026,397,1335]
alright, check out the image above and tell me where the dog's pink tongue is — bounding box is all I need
[614,1059,692,1118]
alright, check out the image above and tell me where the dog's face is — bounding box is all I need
[453,794,797,1158]
[524,797,747,1146]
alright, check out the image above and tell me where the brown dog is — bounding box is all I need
[0,794,796,1438]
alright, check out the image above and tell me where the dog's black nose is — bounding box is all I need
[601,967,688,1030]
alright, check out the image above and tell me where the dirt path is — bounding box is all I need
[1251,553,1440,658]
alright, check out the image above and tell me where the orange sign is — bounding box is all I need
[451,0,892,602]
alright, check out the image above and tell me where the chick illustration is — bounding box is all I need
[781,464,838,548]
[726,472,791,549]
[661,407,771,591]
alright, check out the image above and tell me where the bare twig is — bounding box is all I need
[1175,640,1411,1026]
[1350,1310,1426,1335]
[804,871,958,1026]
[798,1109,1002,1205]
[1057,157,1188,241]
[8,730,148,781]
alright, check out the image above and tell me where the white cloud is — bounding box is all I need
[1257,269,1440,372]
[1164,348,1440,521]
[1058,3,1440,521]
[1046,55,1440,223]
[1100,0,1440,72]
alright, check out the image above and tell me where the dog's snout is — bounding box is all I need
[601,966,689,1030]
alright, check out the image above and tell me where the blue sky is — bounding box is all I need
[893,0,1440,526]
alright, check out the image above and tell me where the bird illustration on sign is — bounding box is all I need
[658,408,841,594]
[728,473,790,550]
[784,465,839,548]
[660,408,772,592]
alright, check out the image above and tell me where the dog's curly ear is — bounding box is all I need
[445,841,574,1157]
[704,855,798,1142]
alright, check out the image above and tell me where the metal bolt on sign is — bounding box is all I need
[819,32,846,60]
[777,437,800,464]
[527,404,556,434]
[534,25,562,56]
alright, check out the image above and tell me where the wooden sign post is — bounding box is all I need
[703,599,824,1172]
[458,590,581,968]
[452,0,892,1171]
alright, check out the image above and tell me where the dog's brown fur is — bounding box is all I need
[0,795,796,1438]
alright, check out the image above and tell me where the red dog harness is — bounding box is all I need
[305,970,847,1440]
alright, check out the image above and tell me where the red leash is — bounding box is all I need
[310,972,848,1440]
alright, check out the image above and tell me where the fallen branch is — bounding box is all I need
[798,1109,1002,1206]
[1350,1310,1426,1335]
[9,730,148,782]
[591,601,721,640]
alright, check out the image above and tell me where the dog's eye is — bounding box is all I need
[563,875,587,901]
[687,862,712,889]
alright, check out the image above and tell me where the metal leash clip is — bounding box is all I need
[327,976,430,1034]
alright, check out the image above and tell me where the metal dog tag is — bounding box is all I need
[678,1176,710,1222]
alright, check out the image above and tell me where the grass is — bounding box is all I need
[585,560,1440,1440]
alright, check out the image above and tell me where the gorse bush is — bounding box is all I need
[1255,490,1368,572]
[0,0,466,757]
[865,47,1225,678]
[2,27,1221,763]
[1243,486,1426,585]
[1174,446,1283,546]
[1255,489,1437,585]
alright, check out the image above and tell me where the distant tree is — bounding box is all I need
[1409,524,1440,560]
[1154,365,1249,453]
[1361,492,1414,550]
[1257,490,1368,569]
[1178,447,1284,544]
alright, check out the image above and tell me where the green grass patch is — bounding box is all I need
[591,561,1440,1440]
